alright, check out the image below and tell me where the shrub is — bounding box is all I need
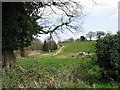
[72,58,101,83]
[3,60,119,88]
[27,38,43,51]
[96,33,120,81]
[80,36,86,41]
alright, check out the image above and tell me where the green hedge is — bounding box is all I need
[96,33,120,81]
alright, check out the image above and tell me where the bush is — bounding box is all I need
[96,33,120,81]
[27,38,43,51]
[72,58,101,83]
[2,65,84,88]
[3,60,119,88]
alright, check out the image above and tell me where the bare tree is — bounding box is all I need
[106,31,113,36]
[86,31,96,41]
[96,31,105,39]
[36,0,86,39]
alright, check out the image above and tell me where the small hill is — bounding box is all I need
[62,41,96,54]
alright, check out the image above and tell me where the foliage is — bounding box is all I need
[68,37,74,42]
[96,33,120,81]
[2,2,43,51]
[96,31,105,39]
[58,37,74,44]
[2,2,45,67]
[3,58,119,88]
[2,41,119,88]
[80,36,86,41]
[2,64,85,88]
[27,38,43,51]
[75,38,80,42]
[73,58,101,83]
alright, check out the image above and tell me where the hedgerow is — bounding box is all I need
[96,32,120,81]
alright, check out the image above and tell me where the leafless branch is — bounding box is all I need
[35,0,97,40]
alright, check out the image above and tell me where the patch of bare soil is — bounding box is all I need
[27,50,42,56]
[54,54,67,58]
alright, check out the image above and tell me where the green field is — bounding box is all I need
[19,41,96,69]
[3,41,119,88]
[63,41,96,53]
[20,56,90,69]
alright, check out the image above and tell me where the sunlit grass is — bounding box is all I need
[19,55,89,69]
[63,41,96,53]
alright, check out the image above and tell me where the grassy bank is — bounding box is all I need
[63,41,96,53]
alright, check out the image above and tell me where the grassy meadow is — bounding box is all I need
[63,41,96,54]
[20,57,89,69]
[3,41,119,88]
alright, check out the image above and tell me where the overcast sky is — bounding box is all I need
[38,0,119,42]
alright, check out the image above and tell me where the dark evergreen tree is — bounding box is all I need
[80,36,86,41]
[2,2,43,68]
[43,40,47,52]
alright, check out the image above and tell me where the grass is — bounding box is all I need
[19,55,89,69]
[3,41,120,88]
[19,41,96,69]
[63,41,96,53]
[3,55,119,88]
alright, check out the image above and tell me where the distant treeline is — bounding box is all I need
[58,31,113,44]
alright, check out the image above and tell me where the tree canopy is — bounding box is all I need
[96,31,105,39]
[2,2,43,51]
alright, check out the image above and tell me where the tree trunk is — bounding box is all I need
[2,50,26,71]
[2,50,17,68]
[90,37,92,41]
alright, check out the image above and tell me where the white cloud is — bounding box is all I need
[80,0,119,16]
